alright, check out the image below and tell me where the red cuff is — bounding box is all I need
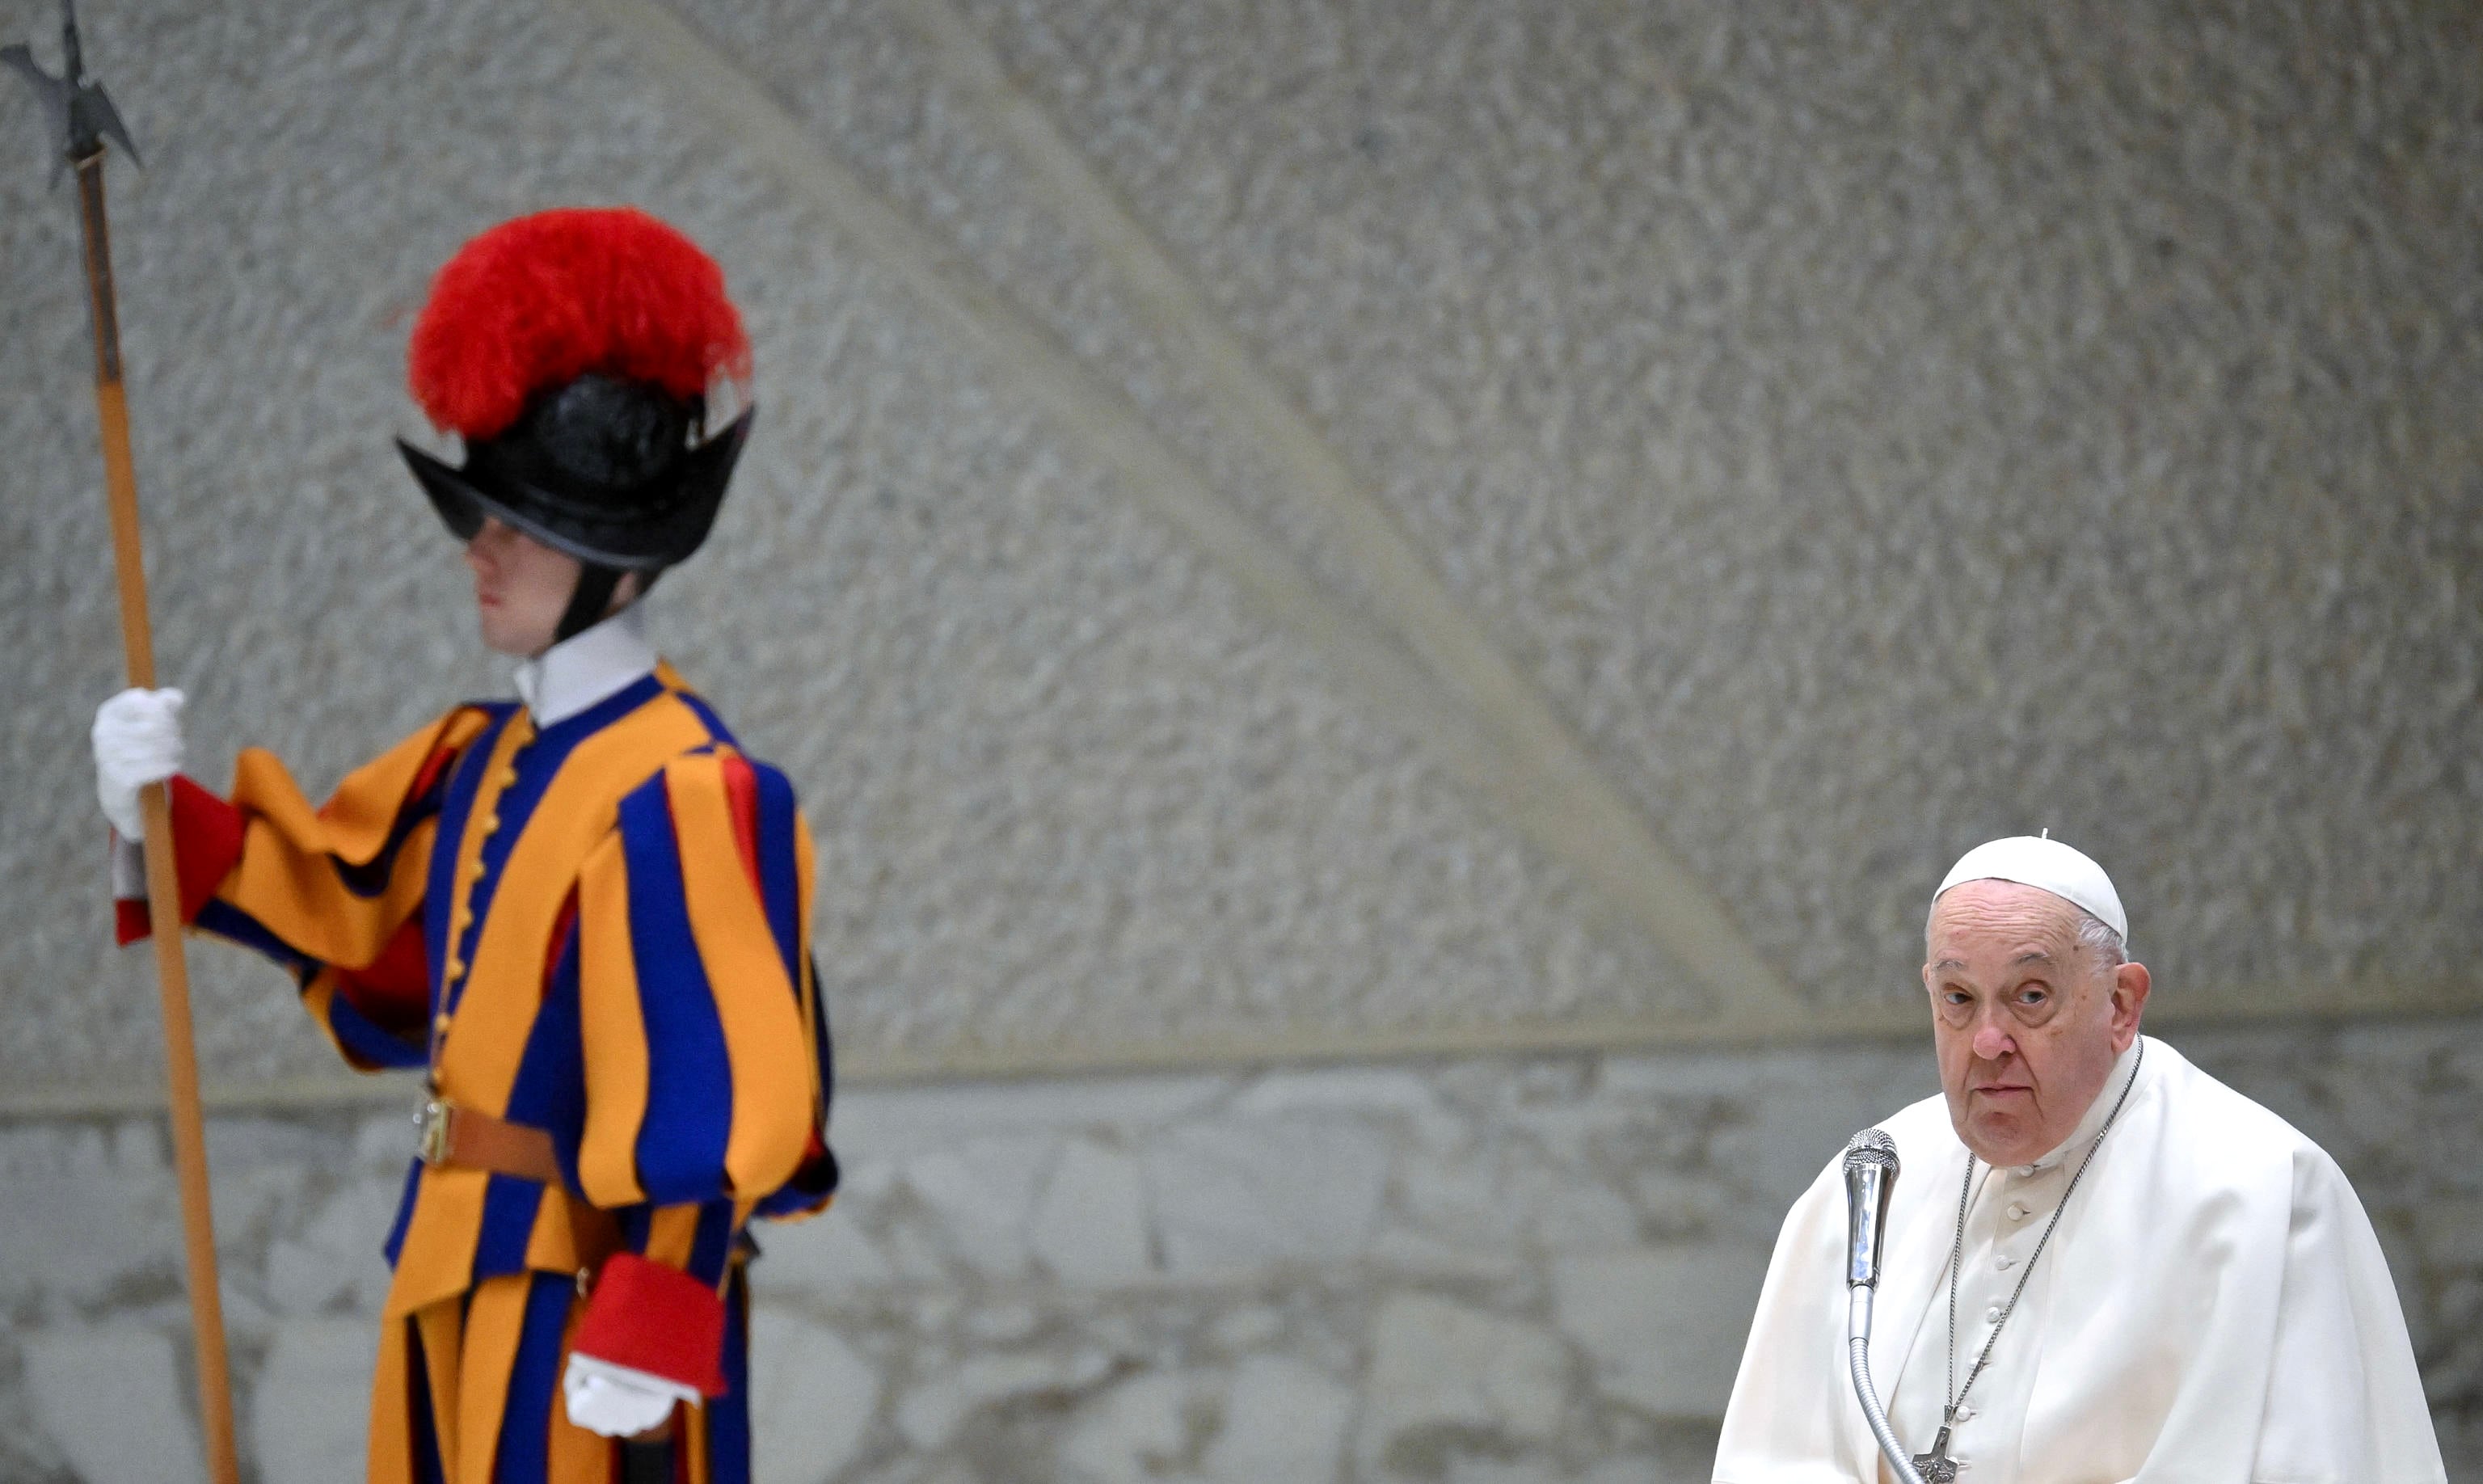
[571,1253,729,1397]
[114,776,247,946]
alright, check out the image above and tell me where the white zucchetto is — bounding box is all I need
[1933,834,2128,945]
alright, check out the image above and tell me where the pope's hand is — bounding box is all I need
[92,688,186,841]
[561,1354,699,1439]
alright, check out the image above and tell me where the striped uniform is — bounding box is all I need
[125,663,835,1484]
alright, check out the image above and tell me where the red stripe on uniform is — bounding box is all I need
[331,917,432,1034]
[542,891,580,1001]
[719,753,762,895]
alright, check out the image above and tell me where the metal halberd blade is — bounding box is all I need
[3,0,141,187]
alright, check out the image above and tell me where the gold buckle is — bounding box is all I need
[417,1098,455,1166]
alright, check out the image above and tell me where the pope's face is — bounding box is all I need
[1923,880,2150,1166]
[465,518,581,658]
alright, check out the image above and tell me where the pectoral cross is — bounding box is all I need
[1910,1425,1958,1484]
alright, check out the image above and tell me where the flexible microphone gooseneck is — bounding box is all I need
[1842,1128,1924,1484]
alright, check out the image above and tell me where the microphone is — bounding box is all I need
[1840,1128,1924,1484]
[1843,1128,1899,1318]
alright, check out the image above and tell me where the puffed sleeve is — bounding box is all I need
[567,746,834,1396]
[115,706,493,1071]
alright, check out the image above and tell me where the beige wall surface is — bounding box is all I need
[2,0,2475,1093]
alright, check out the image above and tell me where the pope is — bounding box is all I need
[1714,836,2444,1482]
[87,208,837,1484]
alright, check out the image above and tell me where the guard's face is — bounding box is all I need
[464,518,581,658]
[1922,880,2148,1166]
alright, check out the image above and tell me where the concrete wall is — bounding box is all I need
[4,1023,2477,1482]
[2,0,2476,1090]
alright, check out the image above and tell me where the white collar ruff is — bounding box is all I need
[512,605,659,727]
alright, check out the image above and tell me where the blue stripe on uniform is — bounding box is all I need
[619,776,735,1205]
[707,1271,752,1484]
[669,687,737,748]
[504,923,589,1191]
[751,762,802,991]
[382,1159,423,1267]
[617,1204,654,1255]
[329,773,453,899]
[444,727,585,1021]
[470,1174,544,1280]
[491,1271,577,1484]
[687,1200,736,1287]
[196,900,318,976]
[426,707,514,1012]
[407,1313,448,1484]
[317,984,429,1069]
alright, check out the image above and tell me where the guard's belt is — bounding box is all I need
[417,1098,564,1186]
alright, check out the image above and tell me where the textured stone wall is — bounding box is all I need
[2,1024,2476,1482]
[1,0,2476,1091]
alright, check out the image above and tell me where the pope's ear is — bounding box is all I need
[2110,960,2151,1039]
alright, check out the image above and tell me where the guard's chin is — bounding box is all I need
[477,613,533,659]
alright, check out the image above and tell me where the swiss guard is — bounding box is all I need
[88,208,838,1484]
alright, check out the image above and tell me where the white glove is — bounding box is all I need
[561,1354,700,1439]
[92,688,186,841]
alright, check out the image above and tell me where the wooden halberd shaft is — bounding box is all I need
[73,143,242,1484]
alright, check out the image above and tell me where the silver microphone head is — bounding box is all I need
[1842,1128,1899,1289]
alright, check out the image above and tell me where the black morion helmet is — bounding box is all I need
[398,208,754,640]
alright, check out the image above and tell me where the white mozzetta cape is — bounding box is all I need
[1714,1036,2443,1483]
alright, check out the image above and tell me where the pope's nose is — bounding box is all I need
[1971,1021,2017,1064]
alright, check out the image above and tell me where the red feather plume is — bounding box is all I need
[407,208,752,441]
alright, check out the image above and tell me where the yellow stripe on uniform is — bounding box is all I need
[525,1188,619,1280]
[298,976,350,1060]
[684,1398,713,1484]
[412,1297,466,1472]
[667,753,813,1200]
[643,1204,704,1269]
[373,717,529,1323]
[366,1316,417,1484]
[221,709,491,968]
[431,716,533,1005]
[454,1275,536,1484]
[387,1166,494,1319]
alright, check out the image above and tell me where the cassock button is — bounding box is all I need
[433,1013,450,1033]
[1984,1305,2002,1322]
[2005,1201,2030,1220]
[1996,1255,2015,1271]
[2015,1165,2036,1177]
[1954,1405,1975,1422]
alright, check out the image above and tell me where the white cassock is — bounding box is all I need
[1714,1035,2444,1482]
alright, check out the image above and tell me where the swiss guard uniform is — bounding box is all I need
[107,209,836,1484]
